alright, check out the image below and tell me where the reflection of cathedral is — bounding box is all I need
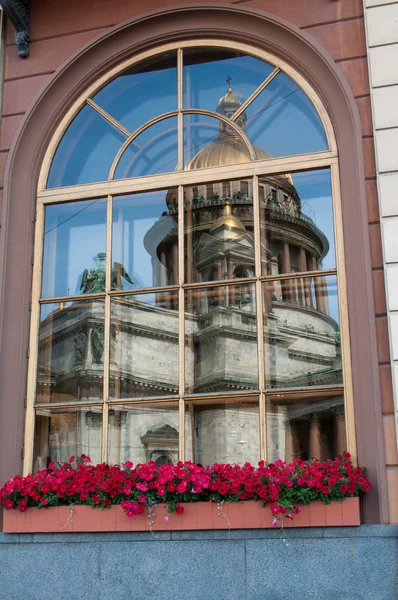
[35,83,345,470]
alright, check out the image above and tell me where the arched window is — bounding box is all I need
[27,41,353,471]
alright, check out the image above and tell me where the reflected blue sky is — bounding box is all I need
[47,49,329,188]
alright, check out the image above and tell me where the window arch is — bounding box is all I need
[26,40,355,472]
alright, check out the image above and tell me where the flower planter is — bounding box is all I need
[1,497,360,533]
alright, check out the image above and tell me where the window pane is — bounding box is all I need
[110,294,179,400]
[33,407,102,471]
[263,275,342,389]
[47,105,126,188]
[245,72,328,157]
[112,190,177,291]
[184,114,253,169]
[185,284,258,394]
[37,300,105,403]
[42,199,107,299]
[183,48,274,113]
[108,402,179,465]
[93,52,177,135]
[258,169,335,276]
[114,116,178,179]
[185,398,260,465]
[184,178,255,284]
[266,390,345,463]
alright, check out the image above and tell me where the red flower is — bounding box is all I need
[322,486,330,494]
[175,503,184,515]
[343,452,351,460]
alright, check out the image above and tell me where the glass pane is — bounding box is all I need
[108,402,179,465]
[47,105,126,188]
[114,116,178,179]
[110,293,179,400]
[184,178,255,284]
[263,275,342,389]
[185,284,258,394]
[265,390,345,463]
[185,398,260,465]
[33,407,102,471]
[245,72,328,157]
[42,199,107,298]
[93,52,177,135]
[183,48,274,113]
[37,300,105,403]
[112,190,177,291]
[259,169,335,276]
[184,114,253,170]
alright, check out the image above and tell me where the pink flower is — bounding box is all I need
[123,461,133,469]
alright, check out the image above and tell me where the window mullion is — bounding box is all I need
[253,175,267,461]
[23,202,46,476]
[177,48,184,171]
[178,185,185,460]
[101,194,113,463]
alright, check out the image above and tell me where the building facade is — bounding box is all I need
[0,2,397,598]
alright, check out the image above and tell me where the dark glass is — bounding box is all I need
[37,300,105,403]
[42,199,107,298]
[93,52,177,135]
[114,116,178,179]
[245,72,328,158]
[258,169,335,276]
[112,190,177,291]
[107,402,179,465]
[185,398,260,465]
[33,408,102,471]
[183,48,274,113]
[265,390,345,462]
[263,275,342,390]
[47,105,126,188]
[185,284,258,394]
[184,178,255,284]
[183,114,252,169]
[109,293,179,400]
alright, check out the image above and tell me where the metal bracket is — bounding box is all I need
[0,0,30,58]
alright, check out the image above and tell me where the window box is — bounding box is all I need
[2,497,360,533]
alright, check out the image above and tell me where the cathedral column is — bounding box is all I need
[320,277,330,316]
[284,419,296,463]
[270,256,282,301]
[196,270,202,313]
[172,243,178,310]
[227,258,235,305]
[281,242,292,301]
[309,414,322,459]
[217,261,223,304]
[173,243,178,285]
[298,248,311,307]
[281,242,292,273]
[308,254,324,312]
[160,251,171,309]
[334,406,347,455]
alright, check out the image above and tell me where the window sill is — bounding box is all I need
[2,497,360,533]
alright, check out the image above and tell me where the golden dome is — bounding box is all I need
[187,134,271,170]
[209,198,246,237]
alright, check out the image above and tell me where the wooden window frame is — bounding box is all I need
[24,40,355,473]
